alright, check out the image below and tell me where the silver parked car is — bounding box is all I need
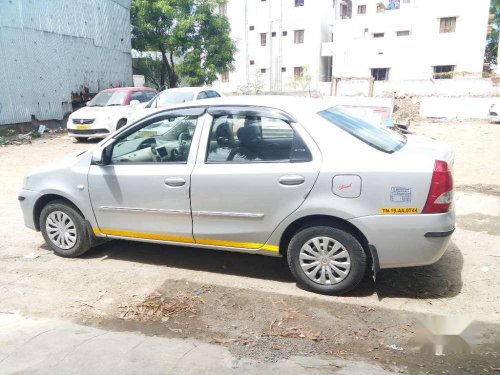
[19,96,455,294]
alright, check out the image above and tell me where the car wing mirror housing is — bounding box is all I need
[130,99,141,107]
[91,144,113,165]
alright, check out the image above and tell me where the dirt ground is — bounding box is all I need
[0,120,499,373]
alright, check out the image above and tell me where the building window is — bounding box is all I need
[260,33,267,46]
[376,3,385,12]
[249,25,255,31]
[218,2,227,15]
[396,30,411,36]
[221,71,229,82]
[371,68,389,81]
[282,31,288,36]
[295,0,304,6]
[294,30,304,44]
[373,32,384,38]
[439,17,456,33]
[294,67,304,78]
[433,65,455,79]
[249,60,255,65]
[272,31,276,37]
[282,67,286,72]
[261,68,267,73]
[357,5,366,14]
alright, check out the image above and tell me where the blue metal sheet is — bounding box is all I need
[0,0,132,125]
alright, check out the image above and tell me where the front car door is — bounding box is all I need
[88,108,205,244]
[190,106,322,253]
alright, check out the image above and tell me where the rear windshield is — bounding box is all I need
[318,107,406,153]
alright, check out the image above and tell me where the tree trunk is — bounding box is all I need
[159,44,179,88]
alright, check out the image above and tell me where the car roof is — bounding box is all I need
[158,87,220,93]
[157,95,333,117]
[102,87,156,93]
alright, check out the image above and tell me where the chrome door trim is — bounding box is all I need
[99,206,191,215]
[193,211,264,219]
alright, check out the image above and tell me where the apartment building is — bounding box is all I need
[214,0,334,93]
[327,0,490,81]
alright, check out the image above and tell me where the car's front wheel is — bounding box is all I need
[287,225,367,295]
[40,200,91,258]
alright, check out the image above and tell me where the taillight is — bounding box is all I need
[422,160,453,214]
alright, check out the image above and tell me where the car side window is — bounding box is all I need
[143,91,156,102]
[206,114,312,163]
[196,91,208,100]
[111,115,199,164]
[206,90,220,98]
[130,91,143,102]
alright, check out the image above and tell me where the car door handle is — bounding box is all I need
[279,175,305,186]
[164,177,186,187]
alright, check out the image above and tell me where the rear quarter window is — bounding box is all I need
[318,107,406,153]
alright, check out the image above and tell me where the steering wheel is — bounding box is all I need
[178,131,191,147]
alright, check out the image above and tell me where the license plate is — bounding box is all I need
[76,125,91,130]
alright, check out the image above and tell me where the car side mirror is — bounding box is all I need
[130,100,141,107]
[91,148,105,165]
[91,144,113,165]
[86,101,91,106]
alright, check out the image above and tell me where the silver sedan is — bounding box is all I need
[19,96,455,294]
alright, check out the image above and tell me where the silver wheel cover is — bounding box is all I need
[46,211,78,250]
[299,236,351,285]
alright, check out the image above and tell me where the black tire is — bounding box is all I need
[116,119,127,130]
[287,225,367,295]
[75,137,89,142]
[40,200,91,258]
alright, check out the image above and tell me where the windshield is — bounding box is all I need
[148,91,194,108]
[318,107,406,153]
[88,91,128,107]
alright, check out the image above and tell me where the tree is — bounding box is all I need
[485,0,500,70]
[131,0,236,88]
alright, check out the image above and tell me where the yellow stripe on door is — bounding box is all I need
[93,227,279,252]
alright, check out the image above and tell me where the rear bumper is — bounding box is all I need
[349,209,455,269]
[18,189,41,231]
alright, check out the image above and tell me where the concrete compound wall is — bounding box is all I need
[420,97,500,119]
[318,78,500,97]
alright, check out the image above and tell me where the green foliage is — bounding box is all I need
[238,71,265,95]
[132,56,165,89]
[287,67,312,92]
[131,0,236,87]
[30,130,41,138]
[485,0,500,68]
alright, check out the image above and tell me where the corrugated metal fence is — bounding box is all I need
[0,0,132,125]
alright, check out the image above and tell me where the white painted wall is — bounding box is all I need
[213,0,334,93]
[330,0,490,81]
[420,96,500,119]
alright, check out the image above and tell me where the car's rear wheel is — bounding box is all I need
[287,225,367,295]
[116,119,127,130]
[40,200,91,258]
[75,137,89,142]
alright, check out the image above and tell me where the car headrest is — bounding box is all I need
[237,127,254,145]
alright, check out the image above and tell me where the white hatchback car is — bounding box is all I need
[128,87,224,124]
[67,87,157,141]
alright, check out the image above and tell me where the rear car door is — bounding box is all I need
[190,106,321,251]
[88,108,205,244]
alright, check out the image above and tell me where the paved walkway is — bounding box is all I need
[0,314,395,375]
